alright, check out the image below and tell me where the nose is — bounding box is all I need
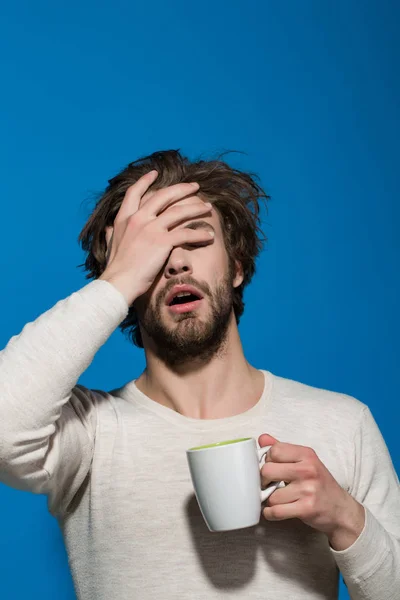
[164,247,192,279]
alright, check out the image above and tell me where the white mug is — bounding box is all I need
[186,437,286,532]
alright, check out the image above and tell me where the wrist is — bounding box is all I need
[99,273,139,307]
[328,495,365,551]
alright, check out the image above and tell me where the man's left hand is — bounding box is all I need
[259,433,366,551]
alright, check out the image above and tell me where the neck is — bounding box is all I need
[135,316,264,419]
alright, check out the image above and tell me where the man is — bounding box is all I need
[0,149,399,600]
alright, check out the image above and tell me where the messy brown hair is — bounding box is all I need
[78,149,270,347]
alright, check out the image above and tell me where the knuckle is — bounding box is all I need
[170,202,200,215]
[299,463,317,479]
[268,445,279,460]
[186,202,205,213]
[127,213,140,227]
[303,481,318,496]
[174,183,196,198]
[167,205,183,216]
[305,446,317,459]
[308,464,318,479]
[168,183,192,198]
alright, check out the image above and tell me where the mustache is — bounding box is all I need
[157,276,212,306]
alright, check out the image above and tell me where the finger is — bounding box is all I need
[116,170,159,222]
[141,182,200,217]
[265,442,312,464]
[138,183,195,211]
[260,462,299,486]
[138,188,157,210]
[156,201,212,230]
[262,500,301,522]
[264,482,301,507]
[169,227,215,248]
[259,433,279,448]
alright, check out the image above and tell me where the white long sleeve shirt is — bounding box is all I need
[0,279,399,599]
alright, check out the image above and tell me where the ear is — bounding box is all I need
[232,260,244,288]
[104,226,114,265]
[105,226,113,248]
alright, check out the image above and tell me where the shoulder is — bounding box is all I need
[267,370,367,427]
[74,382,154,427]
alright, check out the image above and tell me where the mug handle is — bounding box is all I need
[258,445,286,502]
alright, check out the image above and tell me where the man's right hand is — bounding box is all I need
[99,170,214,305]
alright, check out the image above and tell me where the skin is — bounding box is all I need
[100,170,365,551]
[259,434,366,551]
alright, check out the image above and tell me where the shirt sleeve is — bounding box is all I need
[0,279,129,517]
[331,405,400,599]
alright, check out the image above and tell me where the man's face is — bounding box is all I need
[136,197,243,366]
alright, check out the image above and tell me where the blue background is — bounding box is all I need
[0,1,399,598]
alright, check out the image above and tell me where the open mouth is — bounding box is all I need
[166,287,204,314]
[169,292,201,306]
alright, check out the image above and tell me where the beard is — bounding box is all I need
[137,272,235,367]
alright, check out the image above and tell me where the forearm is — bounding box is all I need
[0,279,128,456]
[331,507,400,600]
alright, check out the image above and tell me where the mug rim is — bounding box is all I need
[187,437,253,452]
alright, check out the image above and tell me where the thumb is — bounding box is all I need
[258,433,279,448]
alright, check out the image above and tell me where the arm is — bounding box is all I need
[331,407,400,599]
[0,280,128,514]
[0,172,213,516]
[259,404,400,600]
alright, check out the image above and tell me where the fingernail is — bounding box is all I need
[190,182,199,187]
